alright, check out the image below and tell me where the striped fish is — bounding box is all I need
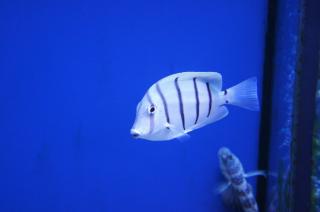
[218,147,266,212]
[130,72,259,141]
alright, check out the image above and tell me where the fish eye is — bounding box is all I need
[148,105,156,114]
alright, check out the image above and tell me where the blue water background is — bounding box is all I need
[0,1,267,211]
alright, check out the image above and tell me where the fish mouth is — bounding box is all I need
[130,129,141,139]
[218,147,233,162]
[218,147,231,157]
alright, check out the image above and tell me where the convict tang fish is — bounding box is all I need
[218,147,266,212]
[130,72,259,141]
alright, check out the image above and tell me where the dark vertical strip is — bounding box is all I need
[206,82,212,117]
[156,84,170,124]
[255,0,278,209]
[193,78,200,124]
[293,0,320,211]
[146,92,154,134]
[174,77,185,130]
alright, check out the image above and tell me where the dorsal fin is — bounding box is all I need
[157,72,222,91]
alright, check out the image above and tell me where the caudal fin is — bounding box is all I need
[226,77,260,111]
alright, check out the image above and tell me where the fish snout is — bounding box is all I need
[130,129,141,139]
[218,148,229,157]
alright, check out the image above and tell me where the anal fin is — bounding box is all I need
[210,106,229,123]
[216,182,231,194]
[166,123,190,142]
[190,106,229,131]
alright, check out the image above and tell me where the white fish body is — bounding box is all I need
[131,72,259,141]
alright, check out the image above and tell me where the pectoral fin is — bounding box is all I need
[216,182,231,194]
[165,123,190,142]
[244,170,267,178]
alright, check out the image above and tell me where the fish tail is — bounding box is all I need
[223,77,260,111]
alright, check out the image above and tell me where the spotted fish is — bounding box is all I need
[131,72,259,141]
[218,147,266,212]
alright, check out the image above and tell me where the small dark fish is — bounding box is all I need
[218,147,266,212]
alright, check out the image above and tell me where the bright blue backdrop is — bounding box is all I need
[0,0,267,211]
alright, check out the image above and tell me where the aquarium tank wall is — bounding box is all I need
[0,0,319,212]
[261,0,320,212]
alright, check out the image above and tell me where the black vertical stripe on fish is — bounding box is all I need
[174,77,185,130]
[146,92,154,134]
[193,78,200,124]
[206,82,212,117]
[156,83,170,124]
